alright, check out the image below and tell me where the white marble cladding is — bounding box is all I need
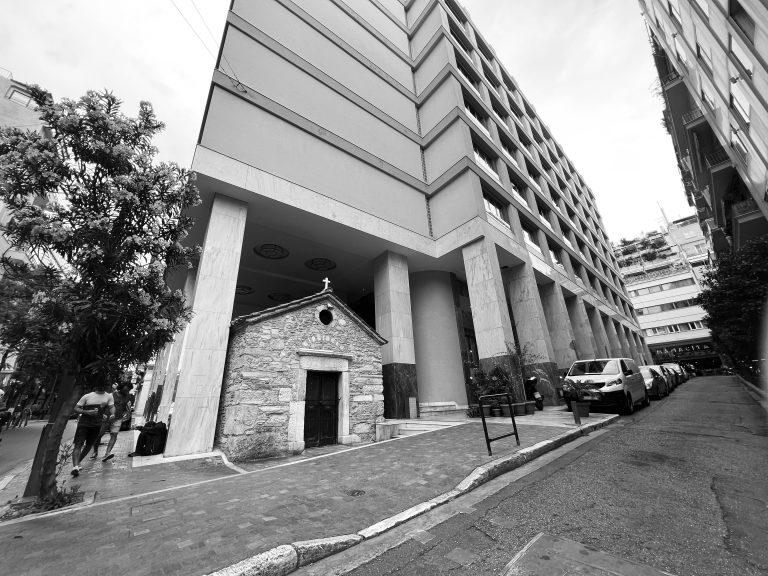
[216,298,384,461]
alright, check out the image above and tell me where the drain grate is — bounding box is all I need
[346,489,365,497]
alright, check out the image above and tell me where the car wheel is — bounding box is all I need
[642,389,650,407]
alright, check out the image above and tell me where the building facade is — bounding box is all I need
[614,216,720,368]
[0,68,46,387]
[151,0,649,457]
[639,0,768,254]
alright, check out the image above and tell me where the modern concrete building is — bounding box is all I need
[639,0,768,254]
[614,215,721,368]
[0,68,46,386]
[152,0,649,457]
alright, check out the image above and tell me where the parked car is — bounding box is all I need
[663,363,687,384]
[648,364,676,390]
[639,365,668,399]
[563,358,648,415]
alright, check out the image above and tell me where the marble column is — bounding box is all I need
[461,238,521,400]
[538,282,577,370]
[374,251,418,419]
[410,271,467,411]
[603,316,624,358]
[587,307,611,358]
[564,296,598,359]
[164,194,248,456]
[624,326,641,363]
[505,262,559,404]
[157,268,197,422]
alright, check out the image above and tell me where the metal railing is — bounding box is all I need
[705,147,729,170]
[682,107,704,125]
[661,71,681,86]
[732,198,758,217]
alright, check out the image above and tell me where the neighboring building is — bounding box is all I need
[614,216,721,369]
[151,0,649,457]
[0,68,46,387]
[639,0,768,255]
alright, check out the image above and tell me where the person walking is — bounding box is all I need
[71,380,115,477]
[100,383,133,462]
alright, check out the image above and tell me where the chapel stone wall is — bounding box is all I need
[216,300,384,461]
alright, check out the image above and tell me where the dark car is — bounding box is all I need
[639,366,668,399]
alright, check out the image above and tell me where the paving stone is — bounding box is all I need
[0,420,590,576]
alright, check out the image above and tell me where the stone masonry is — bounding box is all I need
[216,290,386,461]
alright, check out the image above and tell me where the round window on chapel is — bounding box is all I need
[319,309,333,325]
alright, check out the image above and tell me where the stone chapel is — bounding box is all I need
[215,289,387,461]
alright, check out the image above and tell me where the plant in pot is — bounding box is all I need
[562,379,593,424]
[471,364,513,417]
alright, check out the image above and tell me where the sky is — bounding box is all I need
[0,0,694,242]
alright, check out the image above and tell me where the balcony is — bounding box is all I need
[661,71,682,87]
[705,147,730,170]
[682,107,704,126]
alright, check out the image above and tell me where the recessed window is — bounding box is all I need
[729,35,754,77]
[701,84,716,110]
[674,36,688,66]
[692,0,708,17]
[696,41,713,75]
[730,84,750,126]
[319,309,333,325]
[464,101,489,136]
[8,89,33,107]
[731,126,748,160]
[729,0,755,43]
[483,194,508,227]
[522,226,541,252]
[473,145,498,179]
[668,0,682,24]
[457,61,480,95]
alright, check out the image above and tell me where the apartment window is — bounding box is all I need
[491,101,508,125]
[458,62,480,95]
[501,140,518,166]
[701,84,716,110]
[522,226,541,252]
[444,0,466,23]
[729,0,755,43]
[696,41,713,75]
[473,145,499,179]
[674,36,688,66]
[693,0,709,17]
[668,0,682,24]
[8,89,33,107]
[729,36,754,77]
[510,182,529,207]
[730,83,750,125]
[549,248,565,269]
[483,194,508,226]
[450,23,471,55]
[465,102,489,136]
[538,206,552,230]
[731,126,748,160]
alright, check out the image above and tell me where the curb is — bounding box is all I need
[734,375,768,414]
[205,415,619,576]
[0,490,97,526]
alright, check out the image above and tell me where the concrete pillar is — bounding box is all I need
[505,262,559,404]
[165,194,248,456]
[616,323,633,359]
[157,268,197,423]
[374,251,418,419]
[538,282,577,370]
[624,326,641,363]
[564,296,597,359]
[603,316,624,358]
[587,307,611,358]
[461,238,521,399]
[410,271,467,411]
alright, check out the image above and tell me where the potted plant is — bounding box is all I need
[471,365,512,417]
[563,380,593,425]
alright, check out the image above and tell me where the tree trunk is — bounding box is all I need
[24,372,82,499]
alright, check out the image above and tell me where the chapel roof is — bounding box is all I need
[230,289,387,345]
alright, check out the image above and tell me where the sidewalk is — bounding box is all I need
[0,408,616,576]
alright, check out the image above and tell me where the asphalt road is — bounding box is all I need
[0,421,46,479]
[312,376,768,576]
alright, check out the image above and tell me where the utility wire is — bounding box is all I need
[169,0,246,92]
[169,0,216,58]
[188,0,244,86]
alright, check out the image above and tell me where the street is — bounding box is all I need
[300,376,768,576]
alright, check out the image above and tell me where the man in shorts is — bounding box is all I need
[100,383,132,462]
[71,380,115,477]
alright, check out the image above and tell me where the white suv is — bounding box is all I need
[563,358,649,415]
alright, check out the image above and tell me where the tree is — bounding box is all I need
[698,236,768,366]
[0,88,199,499]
